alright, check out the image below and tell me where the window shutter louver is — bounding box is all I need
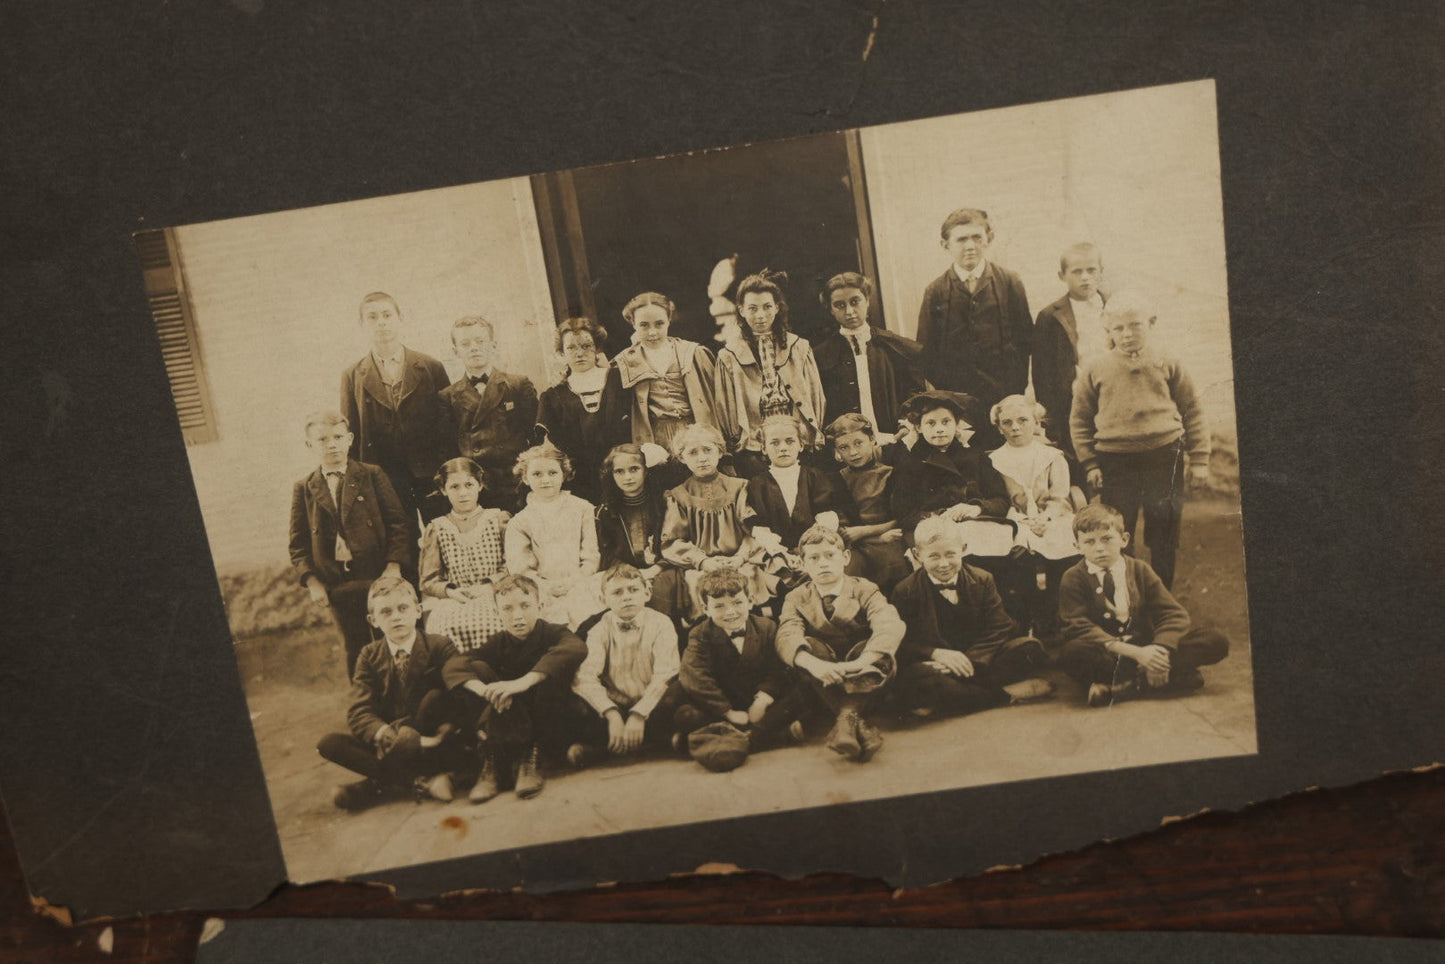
[133,228,218,444]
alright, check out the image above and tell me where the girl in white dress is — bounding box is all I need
[419,458,509,651]
[504,443,603,630]
[988,395,1084,638]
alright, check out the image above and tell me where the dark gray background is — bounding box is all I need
[1,0,1441,921]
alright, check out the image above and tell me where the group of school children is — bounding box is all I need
[289,207,1230,812]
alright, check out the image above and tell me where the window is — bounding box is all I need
[133,228,218,444]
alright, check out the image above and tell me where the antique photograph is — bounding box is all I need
[135,79,1255,884]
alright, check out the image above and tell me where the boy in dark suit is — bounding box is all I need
[890,517,1052,718]
[813,272,927,440]
[674,568,807,769]
[1032,243,1106,465]
[915,208,1032,447]
[1058,504,1229,706]
[316,576,463,811]
[341,292,455,546]
[439,315,539,513]
[444,574,587,803]
[776,526,903,762]
[288,410,412,678]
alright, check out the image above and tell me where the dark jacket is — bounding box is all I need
[341,348,454,482]
[440,369,539,472]
[595,459,690,571]
[890,564,1016,667]
[443,620,587,688]
[679,615,793,718]
[289,459,411,589]
[536,366,631,503]
[745,464,854,550]
[347,632,459,743]
[889,440,1010,538]
[1033,293,1101,453]
[813,326,929,432]
[915,262,1032,407]
[1059,556,1192,652]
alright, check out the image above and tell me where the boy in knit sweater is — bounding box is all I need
[1069,291,1209,589]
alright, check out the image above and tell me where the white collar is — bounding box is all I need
[839,324,872,345]
[952,260,988,286]
[1085,558,1126,579]
[386,632,418,659]
[989,439,1052,478]
[928,573,959,588]
[769,463,802,483]
[372,346,404,367]
[320,462,347,478]
[567,365,609,393]
[1069,292,1104,311]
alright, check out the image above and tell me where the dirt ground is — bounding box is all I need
[234,498,1256,884]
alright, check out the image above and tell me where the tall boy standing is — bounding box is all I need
[341,292,454,544]
[289,410,411,677]
[915,208,1032,445]
[1033,243,1106,461]
[1069,290,1209,589]
[439,316,539,513]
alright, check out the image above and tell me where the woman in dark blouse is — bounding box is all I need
[536,316,629,504]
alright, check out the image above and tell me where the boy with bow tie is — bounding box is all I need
[289,410,412,678]
[439,315,539,512]
[890,517,1052,719]
[565,565,685,767]
[674,568,807,770]
[316,576,463,811]
[1058,504,1229,706]
[775,526,903,762]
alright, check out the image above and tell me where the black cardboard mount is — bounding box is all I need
[0,0,1441,921]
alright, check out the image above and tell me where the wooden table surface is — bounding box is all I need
[2,767,1440,962]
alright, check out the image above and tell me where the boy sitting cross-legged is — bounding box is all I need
[317,576,464,811]
[565,564,685,768]
[775,526,903,763]
[443,574,587,802]
[890,517,1053,719]
[1058,503,1230,706]
[674,568,808,772]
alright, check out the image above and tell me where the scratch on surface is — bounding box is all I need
[1176,698,1243,751]
[861,3,884,62]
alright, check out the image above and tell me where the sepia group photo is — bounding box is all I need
[136,80,1255,884]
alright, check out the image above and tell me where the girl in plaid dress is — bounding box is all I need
[419,458,509,651]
